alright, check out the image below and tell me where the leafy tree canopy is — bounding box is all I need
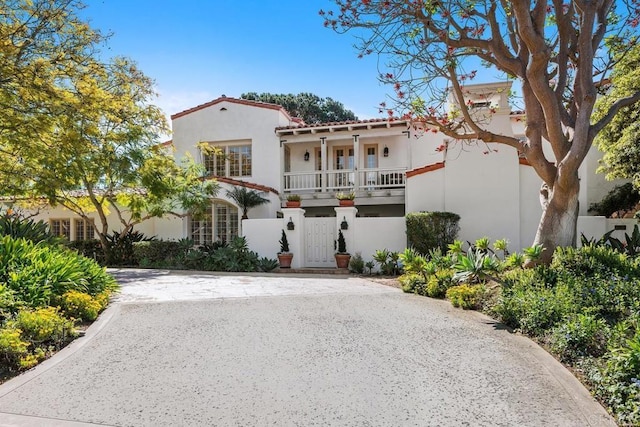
[240,92,357,124]
[323,0,640,263]
[0,0,219,257]
[594,42,640,189]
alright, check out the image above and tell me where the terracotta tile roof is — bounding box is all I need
[276,117,407,131]
[171,96,294,121]
[519,157,532,166]
[406,162,445,178]
[213,176,279,195]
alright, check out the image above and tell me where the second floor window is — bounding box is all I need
[204,144,252,177]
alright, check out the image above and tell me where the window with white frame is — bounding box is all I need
[190,211,213,245]
[50,219,71,240]
[75,218,95,241]
[203,143,252,177]
[189,202,238,245]
[214,202,238,243]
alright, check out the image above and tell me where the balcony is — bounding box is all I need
[283,167,406,194]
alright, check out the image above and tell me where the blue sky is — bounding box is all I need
[82,1,393,122]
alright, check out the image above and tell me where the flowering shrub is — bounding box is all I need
[445,284,484,309]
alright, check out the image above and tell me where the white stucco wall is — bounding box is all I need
[353,217,407,258]
[171,100,290,192]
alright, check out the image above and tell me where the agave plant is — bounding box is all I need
[453,248,500,284]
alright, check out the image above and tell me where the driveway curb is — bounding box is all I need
[0,303,120,399]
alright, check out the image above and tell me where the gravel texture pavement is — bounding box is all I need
[0,269,616,426]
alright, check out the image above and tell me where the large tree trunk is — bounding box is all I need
[531,171,580,265]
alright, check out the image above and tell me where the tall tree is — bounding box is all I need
[240,92,358,123]
[22,57,219,260]
[0,0,105,194]
[323,1,640,263]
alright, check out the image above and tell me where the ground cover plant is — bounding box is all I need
[0,213,117,376]
[398,235,640,425]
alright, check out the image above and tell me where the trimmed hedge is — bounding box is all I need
[406,211,460,255]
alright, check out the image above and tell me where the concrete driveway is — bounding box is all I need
[0,269,615,427]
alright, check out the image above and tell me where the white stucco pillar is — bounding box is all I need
[320,137,327,193]
[281,207,305,269]
[335,206,358,255]
[352,134,360,190]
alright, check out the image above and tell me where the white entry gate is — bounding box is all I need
[304,218,335,268]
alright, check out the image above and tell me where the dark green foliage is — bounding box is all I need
[105,230,154,266]
[66,240,104,264]
[549,314,609,363]
[608,225,640,258]
[594,331,640,425]
[336,230,347,254]
[348,252,365,274]
[133,240,192,268]
[0,235,117,312]
[240,92,357,124]
[279,230,290,253]
[589,183,640,218]
[256,257,279,272]
[372,248,399,275]
[406,211,460,255]
[0,213,58,244]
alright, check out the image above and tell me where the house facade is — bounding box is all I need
[17,82,632,267]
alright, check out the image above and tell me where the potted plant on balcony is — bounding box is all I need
[334,230,351,269]
[277,229,293,268]
[285,194,301,208]
[336,190,356,207]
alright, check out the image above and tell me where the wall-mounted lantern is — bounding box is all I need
[287,217,295,230]
[383,145,389,157]
[304,150,310,161]
[340,216,349,230]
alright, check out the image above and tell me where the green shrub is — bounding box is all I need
[11,307,76,346]
[256,257,278,272]
[67,240,105,264]
[398,273,426,294]
[133,240,191,267]
[549,314,610,362]
[0,236,117,309]
[0,327,31,370]
[493,279,574,335]
[105,229,154,266]
[552,245,640,279]
[406,211,460,255]
[426,269,455,298]
[446,284,484,309]
[349,252,365,274]
[0,213,58,244]
[59,290,110,322]
[594,332,640,425]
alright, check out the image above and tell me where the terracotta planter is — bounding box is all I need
[338,199,355,207]
[286,201,301,208]
[278,252,293,268]
[335,253,351,269]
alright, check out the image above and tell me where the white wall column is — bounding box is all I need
[335,206,358,255]
[320,137,327,193]
[281,207,305,269]
[352,134,360,190]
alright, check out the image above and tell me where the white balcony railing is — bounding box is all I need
[283,167,406,193]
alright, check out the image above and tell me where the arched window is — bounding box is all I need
[189,202,238,245]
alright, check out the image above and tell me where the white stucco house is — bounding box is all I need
[21,82,632,268]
